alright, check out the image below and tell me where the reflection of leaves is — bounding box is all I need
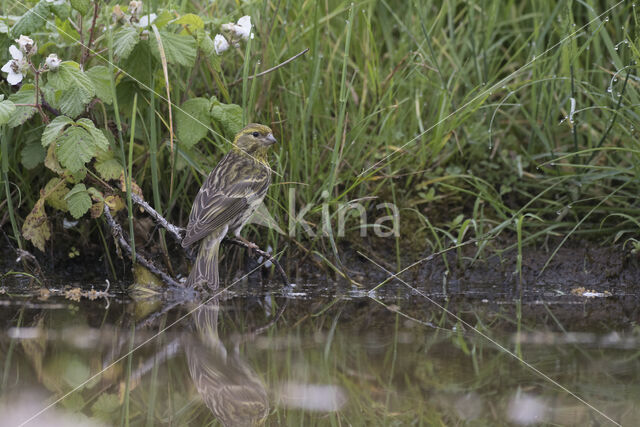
[176,97,210,147]
[22,198,50,252]
[92,393,120,421]
[64,183,92,219]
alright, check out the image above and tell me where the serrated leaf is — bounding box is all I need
[174,13,204,31]
[22,198,50,252]
[176,97,210,148]
[21,141,46,169]
[86,66,113,104]
[95,155,123,180]
[7,85,37,128]
[45,142,64,174]
[196,29,215,57]
[151,31,197,67]
[153,10,174,29]
[121,41,155,88]
[69,0,90,15]
[64,183,92,219]
[210,98,243,138]
[91,393,120,420]
[0,98,16,125]
[47,61,95,93]
[50,2,71,20]
[76,118,109,150]
[113,26,140,59]
[11,1,50,37]
[44,177,69,211]
[56,17,79,43]
[58,86,91,117]
[55,126,95,174]
[41,115,73,147]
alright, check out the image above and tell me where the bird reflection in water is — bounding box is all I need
[186,298,269,426]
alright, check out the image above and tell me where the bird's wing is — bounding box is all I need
[182,152,270,247]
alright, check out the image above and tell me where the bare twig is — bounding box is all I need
[130,192,185,243]
[103,203,181,288]
[82,1,100,67]
[229,48,309,87]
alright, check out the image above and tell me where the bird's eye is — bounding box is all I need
[252,131,260,137]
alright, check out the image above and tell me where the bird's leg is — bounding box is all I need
[236,235,259,257]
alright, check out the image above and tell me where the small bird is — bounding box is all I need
[182,123,277,289]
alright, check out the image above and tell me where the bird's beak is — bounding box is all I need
[265,133,277,145]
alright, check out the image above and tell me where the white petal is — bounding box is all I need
[9,45,23,60]
[137,13,157,27]
[237,16,251,28]
[1,61,12,73]
[214,34,230,55]
[7,71,23,85]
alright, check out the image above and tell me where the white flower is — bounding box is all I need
[16,35,36,56]
[135,13,157,27]
[213,34,229,55]
[129,0,143,18]
[222,15,254,40]
[45,53,62,70]
[1,45,28,85]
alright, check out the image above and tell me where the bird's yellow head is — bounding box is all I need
[233,123,277,163]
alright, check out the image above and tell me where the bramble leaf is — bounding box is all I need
[55,126,95,174]
[176,97,210,148]
[151,31,197,67]
[113,26,139,59]
[65,183,92,219]
[86,66,113,104]
[7,85,37,128]
[21,141,46,169]
[44,177,70,212]
[76,118,110,151]
[22,198,50,252]
[0,97,16,125]
[41,115,74,147]
[210,98,243,138]
[11,1,50,37]
[69,0,90,15]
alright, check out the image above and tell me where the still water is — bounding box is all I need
[0,281,638,426]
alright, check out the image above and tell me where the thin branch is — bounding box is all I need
[103,203,181,288]
[130,192,185,244]
[229,48,309,87]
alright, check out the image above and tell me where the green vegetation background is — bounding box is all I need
[1,0,639,276]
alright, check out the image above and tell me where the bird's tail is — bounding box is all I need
[185,234,221,290]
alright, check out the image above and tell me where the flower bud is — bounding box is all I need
[45,53,62,71]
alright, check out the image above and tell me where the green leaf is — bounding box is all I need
[50,2,71,20]
[65,183,92,219]
[196,29,215,56]
[91,393,120,420]
[41,115,74,147]
[0,98,16,125]
[113,26,140,59]
[55,126,96,174]
[58,86,91,117]
[151,31,197,67]
[47,61,95,94]
[69,0,90,15]
[44,177,69,212]
[21,141,46,169]
[176,97,211,148]
[76,118,109,151]
[153,10,175,29]
[210,98,243,138]
[56,17,79,43]
[86,66,113,104]
[95,149,123,181]
[11,1,50,37]
[7,85,37,128]
[22,198,50,251]
[174,13,204,31]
